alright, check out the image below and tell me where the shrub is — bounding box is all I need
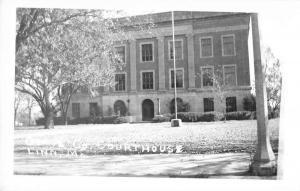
[163,112,224,122]
[243,95,256,111]
[169,98,190,114]
[69,117,91,125]
[225,111,256,120]
[198,112,224,122]
[67,116,129,125]
[161,111,257,122]
[113,116,129,124]
[152,115,171,123]
[36,117,70,126]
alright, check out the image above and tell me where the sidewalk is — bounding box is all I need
[14,152,276,179]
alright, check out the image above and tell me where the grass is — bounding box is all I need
[14,118,279,155]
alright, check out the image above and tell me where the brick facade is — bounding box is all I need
[68,11,252,122]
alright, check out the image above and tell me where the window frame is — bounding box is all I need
[140,70,155,90]
[114,72,127,92]
[139,41,155,63]
[71,102,80,118]
[114,44,126,64]
[221,34,236,56]
[89,102,99,117]
[199,36,213,58]
[169,67,184,89]
[200,66,214,88]
[226,96,237,113]
[223,64,237,86]
[203,98,214,112]
[168,39,184,60]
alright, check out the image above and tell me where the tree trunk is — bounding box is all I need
[14,109,18,126]
[28,108,31,126]
[44,89,54,129]
[44,109,54,129]
[63,112,68,126]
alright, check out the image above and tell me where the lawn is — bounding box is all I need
[14,119,280,155]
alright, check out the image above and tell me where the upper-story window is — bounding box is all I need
[141,71,154,90]
[140,42,154,62]
[223,65,237,86]
[168,39,183,60]
[201,66,214,87]
[170,68,184,88]
[115,46,126,63]
[222,34,235,56]
[200,37,213,58]
[115,73,126,91]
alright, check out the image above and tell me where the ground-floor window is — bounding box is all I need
[72,103,80,118]
[226,97,237,112]
[203,98,214,112]
[114,100,127,116]
[89,102,99,117]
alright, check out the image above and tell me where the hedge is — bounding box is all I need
[224,111,256,120]
[35,117,69,126]
[162,112,224,122]
[36,116,129,126]
[69,116,129,124]
[158,111,256,123]
[152,115,171,123]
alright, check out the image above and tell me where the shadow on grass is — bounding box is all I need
[14,152,277,179]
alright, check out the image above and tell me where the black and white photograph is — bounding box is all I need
[1,0,300,191]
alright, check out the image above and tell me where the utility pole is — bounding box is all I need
[249,13,276,176]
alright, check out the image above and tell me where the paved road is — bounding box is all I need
[14,152,276,179]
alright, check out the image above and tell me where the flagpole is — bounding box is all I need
[172,11,178,120]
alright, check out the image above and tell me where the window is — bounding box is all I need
[89,102,99,117]
[114,100,127,116]
[141,43,153,62]
[204,98,214,112]
[222,35,235,56]
[169,40,183,60]
[72,103,80,118]
[142,71,154,90]
[223,65,237,86]
[200,37,213,57]
[115,73,126,91]
[170,69,184,88]
[201,67,214,87]
[226,97,237,112]
[115,46,125,63]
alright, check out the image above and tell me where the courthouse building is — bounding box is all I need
[68,11,253,122]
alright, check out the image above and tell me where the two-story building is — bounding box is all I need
[68,11,253,122]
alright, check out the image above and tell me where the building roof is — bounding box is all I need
[116,11,249,27]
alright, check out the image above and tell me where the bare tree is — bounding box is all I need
[263,47,282,118]
[14,91,37,126]
[15,8,155,128]
[14,91,22,126]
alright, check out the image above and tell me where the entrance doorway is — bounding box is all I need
[142,99,154,121]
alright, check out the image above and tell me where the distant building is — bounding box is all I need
[68,11,253,122]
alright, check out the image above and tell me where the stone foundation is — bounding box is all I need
[68,88,251,122]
